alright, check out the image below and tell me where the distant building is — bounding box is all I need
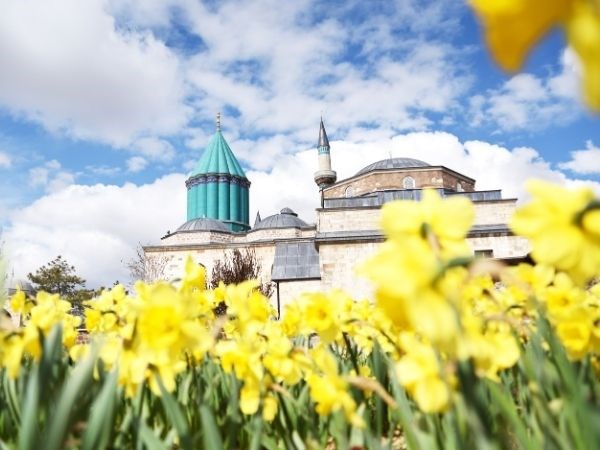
[3,278,34,326]
[144,116,529,313]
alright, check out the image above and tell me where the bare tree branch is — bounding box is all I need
[125,243,171,284]
[210,248,274,315]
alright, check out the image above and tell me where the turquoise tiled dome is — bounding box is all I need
[189,131,246,178]
[186,124,250,232]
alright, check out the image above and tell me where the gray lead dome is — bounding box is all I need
[254,207,308,230]
[356,157,429,175]
[176,218,230,232]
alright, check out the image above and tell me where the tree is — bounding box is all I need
[125,243,171,284]
[210,248,274,315]
[27,255,90,313]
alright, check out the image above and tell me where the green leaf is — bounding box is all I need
[43,351,96,450]
[486,381,539,450]
[18,366,40,450]
[139,422,170,450]
[2,373,21,427]
[291,430,307,450]
[156,375,193,450]
[81,369,118,450]
[247,415,264,450]
[200,405,224,450]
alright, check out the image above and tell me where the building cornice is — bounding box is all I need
[185,173,251,189]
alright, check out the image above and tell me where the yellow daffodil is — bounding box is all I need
[381,189,474,258]
[469,0,571,71]
[179,256,206,292]
[469,0,600,111]
[303,292,342,343]
[396,341,450,413]
[9,290,26,314]
[566,0,600,109]
[511,180,600,284]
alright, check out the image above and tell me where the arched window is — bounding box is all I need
[345,186,354,198]
[457,182,464,192]
[403,176,415,189]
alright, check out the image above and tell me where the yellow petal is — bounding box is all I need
[262,395,278,422]
[413,376,450,413]
[240,381,261,415]
[566,1,600,111]
[470,0,572,71]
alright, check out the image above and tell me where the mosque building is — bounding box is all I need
[144,115,529,313]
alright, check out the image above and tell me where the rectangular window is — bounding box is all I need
[474,249,494,258]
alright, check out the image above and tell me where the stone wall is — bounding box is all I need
[161,231,234,246]
[318,242,379,300]
[317,208,381,233]
[149,243,277,293]
[146,193,528,317]
[468,235,530,259]
[245,227,315,242]
[474,200,518,225]
[317,199,518,235]
[158,226,317,247]
[275,279,323,315]
[324,167,475,198]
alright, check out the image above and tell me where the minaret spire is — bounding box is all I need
[313,117,337,190]
[216,112,221,132]
[318,117,330,148]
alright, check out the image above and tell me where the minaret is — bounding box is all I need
[313,118,337,189]
[185,113,251,232]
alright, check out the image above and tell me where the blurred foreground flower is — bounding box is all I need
[469,0,600,111]
[511,180,600,284]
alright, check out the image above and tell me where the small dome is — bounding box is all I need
[8,279,34,293]
[280,207,298,216]
[176,218,230,233]
[356,157,429,175]
[254,207,308,230]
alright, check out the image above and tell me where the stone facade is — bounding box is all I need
[145,147,530,314]
[324,166,476,199]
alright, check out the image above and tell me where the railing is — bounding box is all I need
[323,189,503,208]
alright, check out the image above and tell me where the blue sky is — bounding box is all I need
[0,0,598,287]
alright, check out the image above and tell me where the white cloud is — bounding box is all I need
[0,0,474,171]
[559,140,600,174]
[0,0,190,147]
[131,137,175,162]
[249,131,600,224]
[469,49,582,132]
[28,160,76,193]
[28,167,50,188]
[47,171,77,193]
[232,135,299,172]
[5,174,186,287]
[86,165,122,177]
[7,132,599,288]
[248,150,321,224]
[0,152,11,168]
[547,47,582,100]
[46,160,61,171]
[127,156,148,173]
[143,0,468,169]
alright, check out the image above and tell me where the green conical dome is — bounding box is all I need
[190,131,246,178]
[185,122,250,232]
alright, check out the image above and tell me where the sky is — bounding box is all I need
[0,0,599,288]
